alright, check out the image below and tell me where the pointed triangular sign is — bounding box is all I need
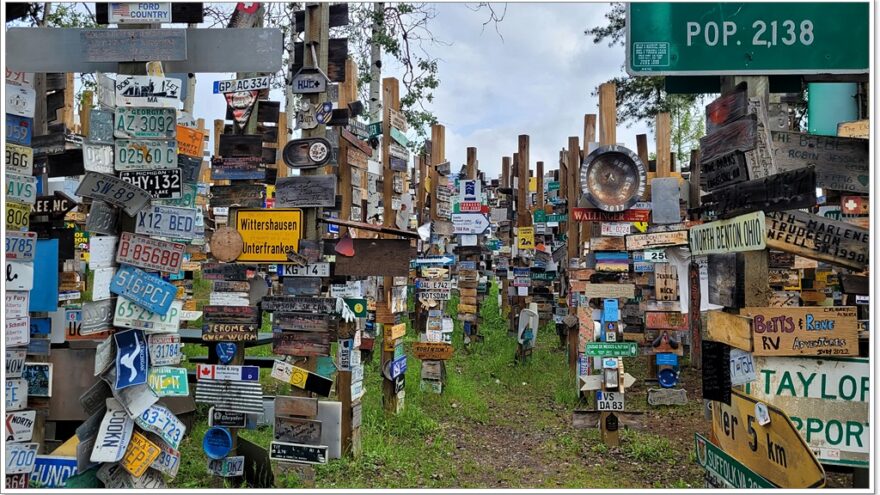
[225,90,259,129]
[579,372,636,392]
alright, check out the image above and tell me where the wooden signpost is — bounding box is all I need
[741,306,859,357]
[764,210,868,271]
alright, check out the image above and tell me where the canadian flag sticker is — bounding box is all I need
[197,365,214,380]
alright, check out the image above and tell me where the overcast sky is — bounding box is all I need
[191,3,654,179]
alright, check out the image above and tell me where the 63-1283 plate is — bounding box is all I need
[114,107,177,139]
[119,168,182,199]
[115,139,177,170]
[116,232,185,273]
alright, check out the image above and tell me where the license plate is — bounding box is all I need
[147,367,189,396]
[213,75,270,94]
[154,182,196,208]
[6,202,31,231]
[114,107,176,139]
[135,404,185,450]
[81,299,116,335]
[120,168,182,199]
[147,334,182,365]
[5,442,38,474]
[643,249,668,262]
[116,232,186,273]
[83,143,115,174]
[596,391,625,411]
[279,263,330,277]
[109,264,177,315]
[115,296,182,333]
[135,204,197,239]
[115,139,177,170]
[89,108,116,144]
[76,172,152,216]
[206,456,245,477]
[6,173,37,204]
[85,200,120,235]
[6,115,33,146]
[6,85,36,118]
[6,379,28,411]
[5,143,33,174]
[5,232,37,261]
[150,444,180,478]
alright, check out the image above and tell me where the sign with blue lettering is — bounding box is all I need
[31,455,77,488]
[6,114,33,145]
[216,343,237,365]
[29,239,59,313]
[656,353,679,366]
[114,329,147,390]
[110,265,176,315]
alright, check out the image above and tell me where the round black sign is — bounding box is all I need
[580,145,646,212]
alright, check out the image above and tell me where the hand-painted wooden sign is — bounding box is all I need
[699,116,757,163]
[569,281,635,299]
[624,230,688,250]
[272,330,330,357]
[695,433,774,489]
[741,306,858,357]
[770,131,868,193]
[711,389,825,488]
[745,356,868,467]
[653,263,679,301]
[700,167,816,220]
[412,342,454,360]
[645,311,688,330]
[275,175,337,208]
[764,210,868,271]
[689,211,766,256]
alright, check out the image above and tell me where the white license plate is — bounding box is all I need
[5,85,35,118]
[83,143,115,174]
[6,173,37,204]
[115,297,182,333]
[596,391,625,411]
[5,231,37,261]
[5,143,33,174]
[279,263,330,277]
[148,334,182,365]
[5,442,38,474]
[117,232,186,273]
[135,204,197,239]
[115,139,177,170]
[135,405,185,450]
[114,107,176,139]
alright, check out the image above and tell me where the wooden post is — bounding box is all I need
[655,112,672,177]
[581,115,596,251]
[536,161,544,211]
[517,137,530,227]
[62,72,75,130]
[417,155,427,224]
[429,124,445,223]
[275,111,288,178]
[381,77,400,413]
[598,83,616,146]
[337,57,358,237]
[466,147,477,179]
[79,91,93,137]
[565,137,580,377]
[501,156,510,188]
[636,134,649,166]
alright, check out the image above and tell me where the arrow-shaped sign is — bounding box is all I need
[414,255,455,266]
[31,191,77,220]
[579,373,636,392]
[451,213,490,235]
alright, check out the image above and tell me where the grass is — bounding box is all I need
[172,280,704,489]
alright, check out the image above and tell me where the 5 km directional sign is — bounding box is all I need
[626,3,869,76]
[414,255,455,266]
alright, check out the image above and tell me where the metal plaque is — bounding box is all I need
[580,145,646,212]
[76,172,152,216]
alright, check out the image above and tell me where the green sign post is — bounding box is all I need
[585,342,638,357]
[695,433,775,488]
[626,3,868,75]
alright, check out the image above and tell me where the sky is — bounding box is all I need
[190,2,654,180]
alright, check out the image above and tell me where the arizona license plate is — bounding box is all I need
[5,143,33,174]
[115,139,177,170]
[5,231,37,261]
[116,232,185,273]
[114,107,176,139]
[135,204,197,239]
[120,169,182,199]
[115,297,183,333]
[109,264,177,315]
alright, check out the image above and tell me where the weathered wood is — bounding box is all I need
[332,239,415,277]
[705,82,748,134]
[700,151,748,191]
[624,230,688,250]
[274,416,322,444]
[598,83,616,146]
[706,311,752,351]
[770,131,868,193]
[655,113,671,176]
[412,342,454,361]
[653,263,678,301]
[837,119,869,139]
[840,275,868,295]
[275,396,318,418]
[699,115,757,163]
[645,311,687,330]
[275,175,337,208]
[569,282,635,299]
[765,210,868,271]
[291,39,348,83]
[318,217,419,239]
[701,166,816,220]
[293,3,348,32]
[272,330,331,357]
[741,306,859,357]
[707,253,743,308]
[689,211,766,256]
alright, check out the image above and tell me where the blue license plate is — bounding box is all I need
[6,114,33,145]
[110,264,177,315]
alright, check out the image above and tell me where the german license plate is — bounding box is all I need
[596,391,625,411]
[6,115,32,146]
[109,264,177,315]
[5,143,33,174]
[76,171,152,216]
[120,169,182,199]
[116,232,185,273]
[135,404,185,450]
[114,107,176,139]
[279,263,330,277]
[116,297,182,333]
[6,173,37,204]
[6,202,31,231]
[147,333,182,365]
[115,139,177,170]
[83,143,115,174]
[135,204,197,239]
[5,231,37,261]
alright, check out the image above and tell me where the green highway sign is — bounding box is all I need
[585,342,638,357]
[547,214,567,223]
[695,433,775,489]
[533,210,547,223]
[626,3,868,76]
[546,181,560,192]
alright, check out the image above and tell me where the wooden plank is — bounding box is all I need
[218,134,262,157]
[701,166,816,220]
[590,237,625,251]
[741,306,859,357]
[840,275,868,295]
[705,82,748,134]
[293,3,349,32]
[655,112,671,177]
[770,131,868,193]
[743,250,772,308]
[764,210,868,271]
[275,175,337,208]
[699,115,757,163]
[653,263,678,301]
[291,39,348,83]
[275,396,318,418]
[701,150,749,191]
[689,211,766,256]
[837,119,869,139]
[644,311,688,330]
[412,342,454,361]
[569,283,635,299]
[706,311,753,351]
[624,230,688,250]
[333,239,415,277]
[598,83,616,146]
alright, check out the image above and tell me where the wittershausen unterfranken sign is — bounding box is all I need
[626,3,868,75]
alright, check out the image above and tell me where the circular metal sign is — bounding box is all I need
[210,226,244,262]
[579,145,646,212]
